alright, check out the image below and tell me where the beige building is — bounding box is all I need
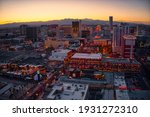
[59,25,72,36]
[44,37,69,49]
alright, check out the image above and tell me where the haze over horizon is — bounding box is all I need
[0,0,150,25]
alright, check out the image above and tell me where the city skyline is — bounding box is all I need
[0,0,150,25]
[0,4,150,101]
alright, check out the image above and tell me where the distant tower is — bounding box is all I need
[112,26,124,55]
[26,27,38,42]
[20,25,28,35]
[72,21,80,38]
[79,20,82,37]
[124,25,130,35]
[109,16,113,30]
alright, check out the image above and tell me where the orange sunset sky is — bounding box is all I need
[0,0,150,24]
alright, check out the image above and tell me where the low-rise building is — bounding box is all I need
[69,53,102,70]
[48,49,73,67]
[46,82,89,100]
[44,37,69,49]
[102,58,141,72]
[115,90,130,100]
[49,49,72,61]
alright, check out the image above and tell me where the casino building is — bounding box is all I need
[69,53,102,70]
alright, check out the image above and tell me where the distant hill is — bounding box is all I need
[0,18,142,29]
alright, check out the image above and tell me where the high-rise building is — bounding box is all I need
[124,25,130,35]
[47,24,59,37]
[72,21,80,38]
[58,30,64,38]
[136,25,150,36]
[26,27,38,42]
[40,25,48,40]
[112,26,124,55]
[79,20,82,37]
[20,25,28,35]
[123,35,136,59]
[129,26,137,35]
[112,25,131,56]
[109,16,113,30]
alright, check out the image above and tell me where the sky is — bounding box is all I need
[0,0,150,24]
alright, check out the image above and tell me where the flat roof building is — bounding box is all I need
[102,90,114,100]
[46,82,89,100]
[49,49,72,61]
[115,90,130,100]
[72,53,102,60]
[44,37,69,49]
[129,90,150,100]
[69,53,102,70]
[101,58,141,72]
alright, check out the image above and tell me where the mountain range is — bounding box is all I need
[0,18,143,28]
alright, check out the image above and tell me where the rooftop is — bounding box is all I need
[59,75,107,85]
[129,90,150,100]
[49,49,71,61]
[47,82,89,100]
[52,49,71,54]
[115,90,130,100]
[72,53,102,59]
[93,38,111,41]
[102,58,140,64]
[114,72,126,87]
[123,35,136,40]
[114,72,130,100]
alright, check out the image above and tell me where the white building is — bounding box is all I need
[49,49,71,61]
[47,82,89,100]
